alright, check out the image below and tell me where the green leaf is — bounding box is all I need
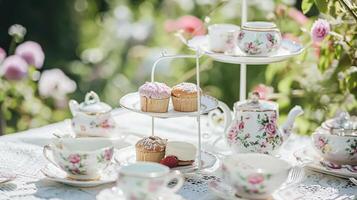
[302,0,314,14]
[314,0,328,13]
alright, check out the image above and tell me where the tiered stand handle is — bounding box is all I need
[240,0,247,101]
[150,50,205,170]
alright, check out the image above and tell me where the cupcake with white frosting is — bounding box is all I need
[135,136,167,163]
[139,82,171,113]
[171,82,201,112]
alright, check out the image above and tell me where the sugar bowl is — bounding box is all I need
[237,21,282,56]
[312,112,357,165]
[69,91,116,137]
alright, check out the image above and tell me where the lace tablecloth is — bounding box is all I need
[0,109,356,200]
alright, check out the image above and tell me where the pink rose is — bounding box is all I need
[253,84,274,100]
[15,41,45,68]
[317,137,325,148]
[288,8,308,26]
[68,154,81,164]
[104,148,113,161]
[228,130,237,141]
[248,174,264,185]
[238,121,244,130]
[0,47,6,63]
[265,123,276,136]
[0,55,28,80]
[164,15,206,36]
[311,19,330,43]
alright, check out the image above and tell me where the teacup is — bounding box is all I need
[117,162,184,199]
[312,127,357,165]
[43,138,114,180]
[208,24,240,54]
[237,21,281,56]
[221,153,291,199]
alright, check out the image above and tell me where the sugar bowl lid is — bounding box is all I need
[78,91,112,114]
[234,92,278,111]
[322,112,357,136]
[242,21,278,30]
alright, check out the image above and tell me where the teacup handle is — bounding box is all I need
[164,170,184,193]
[43,145,60,168]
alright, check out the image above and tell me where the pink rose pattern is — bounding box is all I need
[59,148,112,176]
[233,172,271,195]
[314,136,330,154]
[239,33,279,55]
[60,153,88,175]
[90,119,115,129]
[97,147,114,163]
[227,112,282,154]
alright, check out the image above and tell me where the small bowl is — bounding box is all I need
[237,21,281,56]
[221,153,291,199]
[312,128,357,165]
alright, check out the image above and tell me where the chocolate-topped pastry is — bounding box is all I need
[135,136,167,163]
[171,82,201,112]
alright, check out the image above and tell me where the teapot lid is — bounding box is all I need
[234,92,277,111]
[322,112,357,136]
[78,91,112,114]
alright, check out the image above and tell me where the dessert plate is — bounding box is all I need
[119,92,218,118]
[187,36,304,65]
[97,187,186,200]
[114,146,218,173]
[294,147,357,178]
[41,163,117,187]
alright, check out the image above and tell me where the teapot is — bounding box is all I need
[69,91,116,137]
[219,92,303,154]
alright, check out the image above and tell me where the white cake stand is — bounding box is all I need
[119,0,305,172]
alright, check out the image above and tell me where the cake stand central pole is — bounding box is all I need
[240,0,247,101]
[196,49,202,171]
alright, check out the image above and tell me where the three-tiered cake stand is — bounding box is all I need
[118,0,304,172]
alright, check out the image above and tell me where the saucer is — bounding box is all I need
[208,180,273,200]
[114,146,218,173]
[294,147,357,178]
[187,35,304,65]
[41,163,117,187]
[96,187,186,200]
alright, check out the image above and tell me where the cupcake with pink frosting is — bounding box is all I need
[139,82,171,113]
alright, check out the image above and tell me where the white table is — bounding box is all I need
[0,109,356,200]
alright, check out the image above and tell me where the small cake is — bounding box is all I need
[135,136,167,163]
[160,141,197,168]
[171,82,201,112]
[139,82,171,113]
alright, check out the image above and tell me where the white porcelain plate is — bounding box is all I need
[187,35,304,65]
[97,187,186,200]
[41,163,117,187]
[119,92,218,118]
[294,147,357,179]
[114,146,218,173]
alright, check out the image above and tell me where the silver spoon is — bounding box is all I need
[349,177,357,186]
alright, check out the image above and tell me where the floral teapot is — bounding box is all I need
[219,92,304,154]
[69,91,116,137]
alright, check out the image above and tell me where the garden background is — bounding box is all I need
[0,0,356,135]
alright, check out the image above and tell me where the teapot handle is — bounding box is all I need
[208,101,232,134]
[84,91,100,105]
[217,101,233,134]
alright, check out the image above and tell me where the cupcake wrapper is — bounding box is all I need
[136,149,165,163]
[140,96,169,113]
[172,96,198,112]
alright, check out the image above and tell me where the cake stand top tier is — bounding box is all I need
[187,35,305,65]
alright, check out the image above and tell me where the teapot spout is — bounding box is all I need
[281,106,304,141]
[69,100,80,116]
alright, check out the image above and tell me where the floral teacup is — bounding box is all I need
[221,153,291,199]
[237,21,281,56]
[208,24,240,54]
[43,138,114,180]
[117,162,184,200]
[312,128,357,165]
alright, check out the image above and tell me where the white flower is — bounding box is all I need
[8,24,27,42]
[38,69,76,100]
